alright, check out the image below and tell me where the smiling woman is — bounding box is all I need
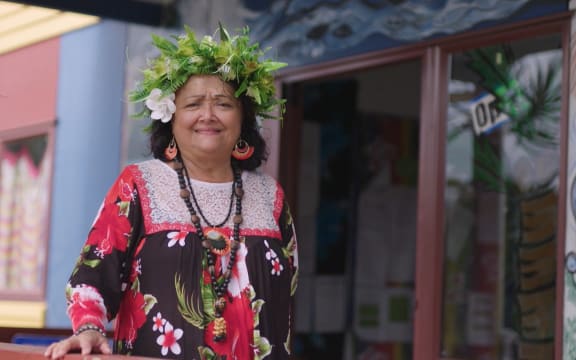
[45,24,298,360]
[170,75,243,172]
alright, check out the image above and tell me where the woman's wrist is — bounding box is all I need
[74,323,106,338]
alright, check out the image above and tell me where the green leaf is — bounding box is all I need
[235,78,249,98]
[247,85,262,104]
[262,61,288,72]
[175,273,213,328]
[284,327,292,355]
[218,21,230,42]
[131,278,141,292]
[253,330,272,359]
[291,269,299,296]
[282,237,296,259]
[252,299,265,327]
[83,259,100,268]
[197,345,217,360]
[143,294,157,314]
[247,285,256,301]
[151,34,178,54]
[118,201,130,217]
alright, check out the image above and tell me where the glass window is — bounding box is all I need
[0,134,51,294]
[442,34,562,359]
[293,60,420,359]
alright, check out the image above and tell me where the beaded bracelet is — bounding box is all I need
[74,323,107,338]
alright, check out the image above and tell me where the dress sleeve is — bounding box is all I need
[65,165,144,332]
[277,196,299,355]
[278,197,298,297]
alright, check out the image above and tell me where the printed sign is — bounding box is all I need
[469,93,510,135]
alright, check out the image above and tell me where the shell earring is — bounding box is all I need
[232,139,254,160]
[165,137,178,161]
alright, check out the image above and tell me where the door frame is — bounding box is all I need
[274,11,570,360]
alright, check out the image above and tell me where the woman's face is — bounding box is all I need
[172,75,242,163]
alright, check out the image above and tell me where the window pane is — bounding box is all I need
[442,35,562,359]
[0,135,50,292]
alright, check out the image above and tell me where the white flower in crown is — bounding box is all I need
[218,64,231,75]
[217,64,234,81]
[145,88,176,123]
[189,55,203,64]
[201,35,215,46]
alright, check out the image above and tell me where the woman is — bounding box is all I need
[45,25,298,360]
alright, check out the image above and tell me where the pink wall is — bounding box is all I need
[0,38,60,133]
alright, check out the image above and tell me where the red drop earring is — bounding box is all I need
[232,139,254,160]
[165,137,178,161]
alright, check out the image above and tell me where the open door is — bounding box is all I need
[281,60,421,360]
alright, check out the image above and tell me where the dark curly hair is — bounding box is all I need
[149,87,268,171]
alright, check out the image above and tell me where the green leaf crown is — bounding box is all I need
[129,23,287,122]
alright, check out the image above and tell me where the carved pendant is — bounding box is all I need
[203,228,231,256]
[214,296,227,313]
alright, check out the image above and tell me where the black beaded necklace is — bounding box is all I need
[173,159,243,342]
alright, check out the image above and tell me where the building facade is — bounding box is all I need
[0,0,574,359]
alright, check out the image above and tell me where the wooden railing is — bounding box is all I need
[0,327,161,359]
[0,342,162,359]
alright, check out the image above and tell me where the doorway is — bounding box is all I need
[286,60,422,359]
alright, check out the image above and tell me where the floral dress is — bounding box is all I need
[66,159,298,360]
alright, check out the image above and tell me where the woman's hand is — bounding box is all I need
[43,330,112,359]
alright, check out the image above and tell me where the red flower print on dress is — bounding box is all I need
[91,174,135,228]
[118,178,136,202]
[264,240,283,276]
[156,321,183,356]
[66,284,107,330]
[167,231,187,247]
[115,289,147,347]
[131,258,142,281]
[270,258,283,276]
[152,312,166,332]
[226,242,249,297]
[87,202,130,256]
[103,177,135,204]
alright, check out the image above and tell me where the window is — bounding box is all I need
[0,134,51,295]
[442,34,562,359]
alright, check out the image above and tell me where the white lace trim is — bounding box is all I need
[134,159,282,235]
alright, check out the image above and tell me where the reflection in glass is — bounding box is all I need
[443,36,561,359]
[0,135,50,292]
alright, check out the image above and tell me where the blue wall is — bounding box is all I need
[46,20,127,327]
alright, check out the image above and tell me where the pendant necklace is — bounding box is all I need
[174,159,244,342]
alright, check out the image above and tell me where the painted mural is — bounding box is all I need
[241,0,566,65]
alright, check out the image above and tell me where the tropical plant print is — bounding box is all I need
[66,161,298,359]
[249,286,272,359]
[175,273,213,328]
[280,204,299,297]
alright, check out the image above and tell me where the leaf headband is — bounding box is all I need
[129,23,287,127]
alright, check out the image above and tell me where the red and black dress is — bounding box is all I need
[66,159,298,359]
